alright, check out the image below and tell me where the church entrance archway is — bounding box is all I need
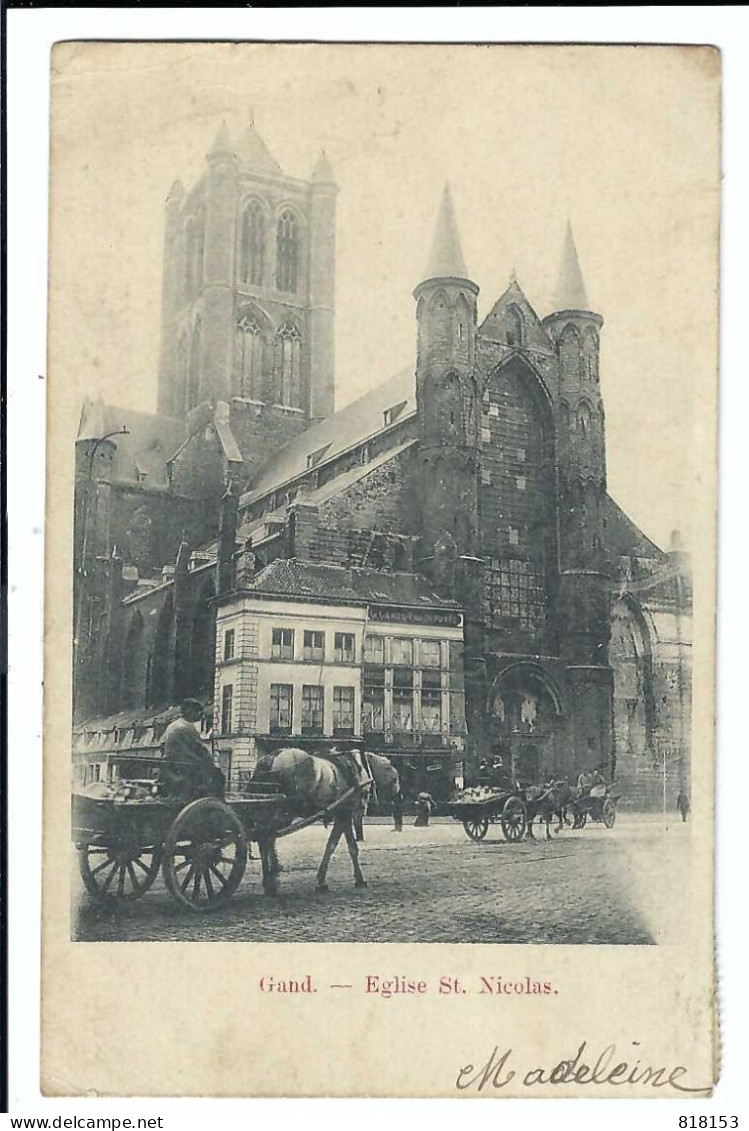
[486,664,564,786]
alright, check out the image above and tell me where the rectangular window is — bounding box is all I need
[509,527,519,546]
[88,763,101,784]
[301,685,324,736]
[363,666,385,734]
[421,671,442,733]
[303,630,325,662]
[517,447,526,462]
[481,469,492,485]
[391,637,413,667]
[516,476,527,491]
[271,627,294,660]
[270,684,293,735]
[334,632,356,663]
[481,426,491,444]
[392,669,414,733]
[420,640,442,668]
[333,686,355,737]
[364,634,385,664]
[223,628,235,661]
[221,684,234,734]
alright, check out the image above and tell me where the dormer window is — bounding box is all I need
[306,443,331,470]
[383,400,407,427]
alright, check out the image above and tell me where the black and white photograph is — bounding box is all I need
[37,38,719,1097]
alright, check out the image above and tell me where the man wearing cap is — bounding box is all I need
[160,698,224,800]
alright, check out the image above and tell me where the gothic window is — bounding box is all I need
[187,318,201,410]
[236,309,265,399]
[559,323,584,385]
[483,558,546,631]
[577,400,593,439]
[185,210,205,294]
[275,321,302,407]
[240,200,265,286]
[505,304,524,347]
[122,611,146,709]
[276,209,298,293]
[584,327,599,381]
[558,401,571,460]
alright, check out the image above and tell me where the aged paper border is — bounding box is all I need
[41,40,719,1100]
[4,6,746,1112]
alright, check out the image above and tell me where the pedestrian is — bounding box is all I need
[676,790,690,822]
[414,790,435,828]
[391,785,404,833]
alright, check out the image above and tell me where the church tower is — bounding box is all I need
[543,224,614,772]
[157,120,337,436]
[414,186,481,581]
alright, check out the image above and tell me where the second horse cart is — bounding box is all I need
[447,788,528,843]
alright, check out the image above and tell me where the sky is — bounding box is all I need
[49,42,719,550]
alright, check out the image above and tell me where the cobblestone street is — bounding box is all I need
[73,814,691,945]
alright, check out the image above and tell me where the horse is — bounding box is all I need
[523,779,575,840]
[251,749,400,894]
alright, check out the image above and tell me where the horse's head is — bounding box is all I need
[366,752,399,803]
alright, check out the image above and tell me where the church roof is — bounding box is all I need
[552,222,589,312]
[77,400,185,489]
[601,494,664,559]
[241,367,416,506]
[423,185,470,282]
[245,558,460,608]
[235,122,283,174]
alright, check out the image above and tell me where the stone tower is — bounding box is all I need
[543,224,614,771]
[414,185,481,583]
[157,120,337,431]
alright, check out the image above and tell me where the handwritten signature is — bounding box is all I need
[456,1042,710,1093]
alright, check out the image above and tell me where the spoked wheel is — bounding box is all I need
[500,796,527,842]
[573,810,588,830]
[463,816,489,842]
[78,841,162,902]
[602,799,617,829]
[163,797,248,913]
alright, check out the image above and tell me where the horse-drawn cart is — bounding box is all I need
[72,775,361,913]
[447,787,528,843]
[569,786,618,830]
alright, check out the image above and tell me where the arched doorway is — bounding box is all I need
[487,664,565,785]
[610,598,654,764]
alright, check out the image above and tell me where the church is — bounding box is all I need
[72,120,691,807]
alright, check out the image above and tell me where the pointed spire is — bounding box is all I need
[553,222,589,311]
[235,120,282,174]
[166,178,184,204]
[423,184,470,282]
[311,150,336,185]
[208,120,233,157]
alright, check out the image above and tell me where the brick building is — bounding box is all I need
[73,123,691,807]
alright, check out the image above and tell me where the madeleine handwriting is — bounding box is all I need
[456,1043,711,1093]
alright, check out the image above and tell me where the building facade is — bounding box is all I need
[73,123,691,807]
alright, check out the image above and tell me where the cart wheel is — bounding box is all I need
[602,799,617,829]
[163,797,247,913]
[78,841,162,902]
[463,817,489,842]
[573,810,588,830]
[500,796,527,842]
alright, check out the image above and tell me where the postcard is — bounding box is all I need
[41,41,719,1097]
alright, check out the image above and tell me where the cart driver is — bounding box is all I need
[160,698,224,801]
[577,766,605,796]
